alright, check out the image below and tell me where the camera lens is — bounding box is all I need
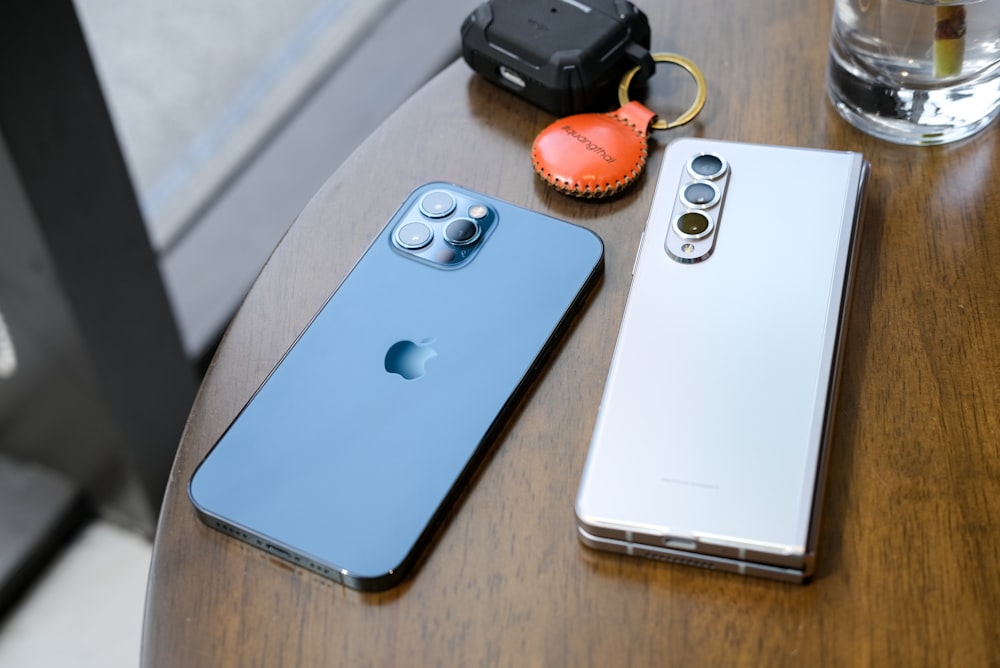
[419,190,456,218]
[687,154,727,180]
[674,211,713,239]
[444,218,480,246]
[681,181,719,208]
[395,221,433,249]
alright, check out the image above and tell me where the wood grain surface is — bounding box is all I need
[142,1,1000,665]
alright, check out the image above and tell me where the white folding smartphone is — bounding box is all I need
[575,138,869,583]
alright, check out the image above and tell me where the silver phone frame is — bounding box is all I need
[576,139,870,583]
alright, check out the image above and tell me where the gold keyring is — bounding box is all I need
[618,53,707,131]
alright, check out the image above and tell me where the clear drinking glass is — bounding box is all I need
[827,0,1000,145]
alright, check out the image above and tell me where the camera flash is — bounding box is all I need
[682,243,696,254]
[468,204,488,219]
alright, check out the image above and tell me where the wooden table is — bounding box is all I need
[142,1,1000,665]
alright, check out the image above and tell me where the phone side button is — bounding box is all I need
[632,232,645,275]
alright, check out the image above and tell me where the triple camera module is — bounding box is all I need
[665,153,730,263]
[391,189,497,268]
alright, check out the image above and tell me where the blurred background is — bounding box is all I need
[0,0,478,664]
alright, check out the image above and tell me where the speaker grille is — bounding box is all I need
[644,550,716,570]
[210,520,342,582]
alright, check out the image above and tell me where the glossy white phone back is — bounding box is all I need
[576,138,868,581]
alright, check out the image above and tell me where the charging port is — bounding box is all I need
[498,66,526,88]
[664,539,697,551]
[265,543,291,559]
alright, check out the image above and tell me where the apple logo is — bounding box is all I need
[384,338,437,380]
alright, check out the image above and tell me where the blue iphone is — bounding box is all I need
[189,182,604,591]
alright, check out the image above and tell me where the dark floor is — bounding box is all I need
[0,0,480,664]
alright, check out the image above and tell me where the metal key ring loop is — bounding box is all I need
[619,53,707,131]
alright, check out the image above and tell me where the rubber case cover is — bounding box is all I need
[460,0,652,116]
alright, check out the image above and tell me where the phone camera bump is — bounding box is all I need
[674,211,714,240]
[395,221,434,250]
[680,181,720,209]
[444,218,481,246]
[687,153,728,180]
[419,190,457,218]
